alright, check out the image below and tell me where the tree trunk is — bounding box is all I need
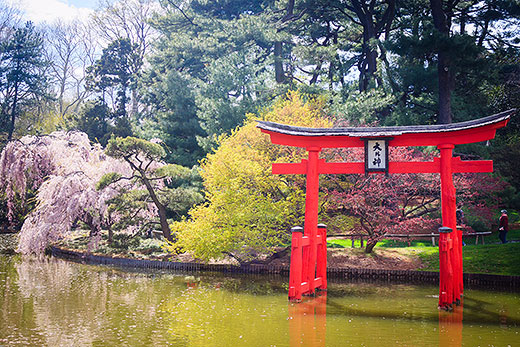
[477,17,489,47]
[310,62,322,84]
[58,52,70,117]
[437,52,453,124]
[139,171,174,241]
[430,0,453,124]
[8,82,19,141]
[328,61,334,91]
[123,157,174,242]
[274,0,297,84]
[286,0,295,16]
[460,9,466,34]
[274,41,285,83]
[353,4,378,92]
[250,246,290,265]
[359,39,378,92]
[349,0,395,92]
[365,240,377,253]
[131,88,139,116]
[366,22,378,87]
[118,84,128,118]
[108,225,113,244]
[85,213,100,239]
[156,203,173,241]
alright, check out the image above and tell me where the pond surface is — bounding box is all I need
[0,254,519,346]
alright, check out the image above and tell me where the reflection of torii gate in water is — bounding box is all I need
[257,110,513,309]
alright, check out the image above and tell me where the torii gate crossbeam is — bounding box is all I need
[257,110,513,309]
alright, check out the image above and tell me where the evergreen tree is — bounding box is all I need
[139,70,205,167]
[0,22,49,141]
[375,0,520,125]
[87,38,141,127]
[149,0,298,149]
[146,0,519,147]
[75,99,112,146]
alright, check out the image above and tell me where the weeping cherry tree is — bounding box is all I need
[0,131,132,253]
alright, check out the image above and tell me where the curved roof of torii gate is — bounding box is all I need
[257,109,515,148]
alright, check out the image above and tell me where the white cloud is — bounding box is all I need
[7,0,94,24]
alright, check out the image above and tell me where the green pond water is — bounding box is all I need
[0,253,519,347]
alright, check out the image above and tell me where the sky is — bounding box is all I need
[7,0,98,23]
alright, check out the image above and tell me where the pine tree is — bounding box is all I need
[139,70,206,167]
[0,22,49,141]
[86,38,141,131]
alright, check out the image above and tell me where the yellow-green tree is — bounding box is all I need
[170,92,331,263]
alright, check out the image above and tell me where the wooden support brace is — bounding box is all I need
[289,226,304,301]
[273,157,493,176]
[316,224,327,291]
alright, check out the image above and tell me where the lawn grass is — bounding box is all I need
[327,238,363,248]
[416,242,520,275]
[328,237,442,249]
[328,228,520,276]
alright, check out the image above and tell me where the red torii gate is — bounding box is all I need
[257,110,513,309]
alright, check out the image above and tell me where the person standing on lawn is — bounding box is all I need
[456,205,466,246]
[456,205,465,225]
[498,210,509,244]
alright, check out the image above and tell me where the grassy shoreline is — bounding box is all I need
[4,228,520,277]
[327,227,520,276]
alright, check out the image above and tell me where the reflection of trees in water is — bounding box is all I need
[198,273,287,295]
[0,234,18,254]
[0,255,46,345]
[15,256,110,346]
[163,280,290,345]
[325,283,520,327]
[3,256,520,346]
[8,257,296,346]
[13,256,186,346]
[461,295,520,326]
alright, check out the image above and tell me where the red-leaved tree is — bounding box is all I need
[321,146,507,253]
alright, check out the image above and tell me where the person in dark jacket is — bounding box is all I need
[498,210,509,244]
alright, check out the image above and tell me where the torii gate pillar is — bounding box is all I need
[438,144,460,305]
[303,147,321,293]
